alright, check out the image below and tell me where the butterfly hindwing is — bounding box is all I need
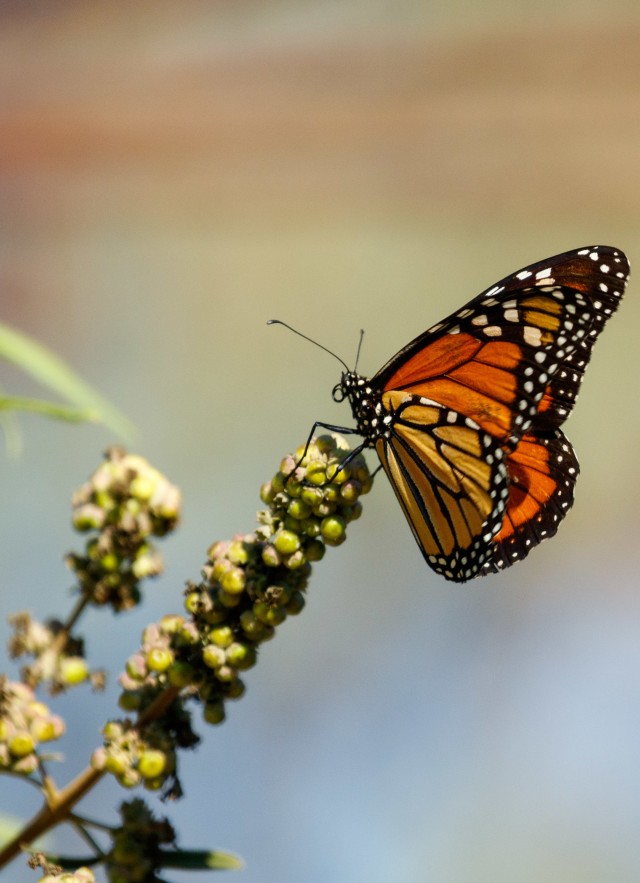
[482,428,579,574]
[374,396,509,582]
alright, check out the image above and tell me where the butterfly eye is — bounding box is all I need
[332,383,346,403]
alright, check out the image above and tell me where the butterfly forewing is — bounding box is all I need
[373,247,628,448]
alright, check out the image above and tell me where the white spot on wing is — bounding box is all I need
[523,325,542,346]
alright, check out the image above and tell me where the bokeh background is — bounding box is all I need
[2,2,640,881]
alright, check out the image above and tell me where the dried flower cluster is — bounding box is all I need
[0,679,64,775]
[93,435,372,794]
[67,448,181,612]
[2,437,371,879]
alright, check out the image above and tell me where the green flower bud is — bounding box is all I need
[203,700,226,725]
[280,455,297,475]
[184,591,202,615]
[167,661,196,688]
[261,544,281,567]
[215,664,236,683]
[326,485,343,504]
[118,768,142,788]
[260,481,275,504]
[125,655,147,680]
[239,610,269,640]
[265,583,292,606]
[72,503,105,531]
[100,552,120,572]
[274,530,300,555]
[305,539,325,562]
[225,642,257,671]
[129,474,156,501]
[317,435,338,454]
[253,601,286,627]
[225,678,246,700]
[300,486,323,507]
[313,500,336,517]
[104,751,129,777]
[220,567,246,595]
[30,718,57,743]
[137,750,167,779]
[132,550,161,579]
[320,515,346,544]
[102,721,123,741]
[8,732,35,758]
[13,754,38,774]
[339,479,362,502]
[287,499,312,520]
[146,647,174,673]
[202,644,226,669]
[217,589,243,608]
[306,463,327,486]
[300,518,321,537]
[159,614,184,633]
[282,514,301,534]
[209,625,234,648]
[227,541,249,565]
[327,462,349,483]
[286,591,306,615]
[211,558,232,582]
[94,490,114,510]
[283,550,305,569]
[201,603,228,624]
[258,624,276,642]
[59,656,89,686]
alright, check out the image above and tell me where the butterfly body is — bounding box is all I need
[330,246,630,582]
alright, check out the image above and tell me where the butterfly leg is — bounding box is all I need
[289,421,364,482]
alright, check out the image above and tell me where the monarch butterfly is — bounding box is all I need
[272,245,630,582]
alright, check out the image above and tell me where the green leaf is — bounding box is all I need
[158,848,244,871]
[0,321,134,439]
[0,396,97,422]
[37,848,244,874]
[33,853,99,870]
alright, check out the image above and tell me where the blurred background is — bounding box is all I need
[1,2,640,881]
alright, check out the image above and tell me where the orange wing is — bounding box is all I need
[483,429,579,574]
[356,246,630,580]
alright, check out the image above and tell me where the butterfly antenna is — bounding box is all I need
[353,329,365,374]
[267,320,350,372]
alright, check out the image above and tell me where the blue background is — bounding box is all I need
[1,3,640,881]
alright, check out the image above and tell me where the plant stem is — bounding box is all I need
[0,685,181,869]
